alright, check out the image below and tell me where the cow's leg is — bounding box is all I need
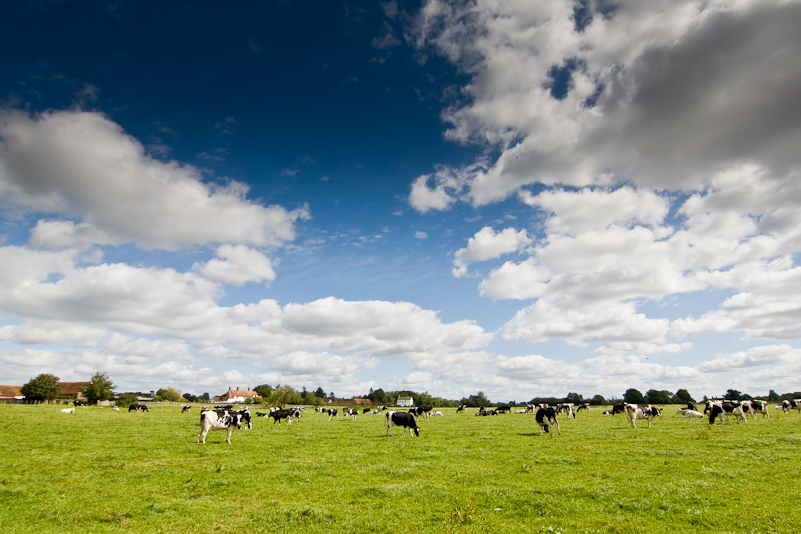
[226,428,233,444]
[553,418,561,435]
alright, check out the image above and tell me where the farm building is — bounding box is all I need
[396,396,414,407]
[213,387,259,403]
[0,385,23,400]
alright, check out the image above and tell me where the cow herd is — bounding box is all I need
[56,394,800,445]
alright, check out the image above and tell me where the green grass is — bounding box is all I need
[1,404,799,533]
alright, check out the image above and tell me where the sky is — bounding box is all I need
[1,0,801,403]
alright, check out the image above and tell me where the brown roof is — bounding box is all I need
[59,382,89,395]
[352,398,372,405]
[219,389,258,399]
[0,385,22,398]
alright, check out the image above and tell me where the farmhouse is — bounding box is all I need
[0,385,23,400]
[213,387,259,403]
[396,395,414,407]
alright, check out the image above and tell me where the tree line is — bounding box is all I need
[19,372,801,408]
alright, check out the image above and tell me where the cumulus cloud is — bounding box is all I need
[408,0,801,205]
[452,226,532,277]
[194,244,277,286]
[0,109,308,250]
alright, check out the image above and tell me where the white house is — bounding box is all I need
[213,387,259,404]
[396,396,414,407]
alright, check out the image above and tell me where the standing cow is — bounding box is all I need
[386,411,420,437]
[535,406,560,437]
[197,409,243,444]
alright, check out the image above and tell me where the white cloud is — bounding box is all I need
[194,244,277,286]
[409,0,801,205]
[452,226,532,277]
[0,109,308,250]
[698,344,801,373]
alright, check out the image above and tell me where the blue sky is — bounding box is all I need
[2,0,801,402]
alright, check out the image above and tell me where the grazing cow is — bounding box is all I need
[60,407,75,414]
[128,403,149,412]
[385,411,420,437]
[197,409,243,444]
[343,408,358,420]
[495,405,511,414]
[576,403,591,413]
[686,402,697,412]
[707,401,747,424]
[610,403,627,415]
[181,405,191,413]
[326,408,338,421]
[624,404,661,429]
[363,408,371,414]
[535,406,560,437]
[557,403,575,419]
[409,405,433,419]
[73,400,88,407]
[742,399,769,419]
[269,409,294,425]
[456,405,466,412]
[781,399,801,414]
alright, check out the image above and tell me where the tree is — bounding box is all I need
[589,394,606,406]
[268,386,302,408]
[565,392,584,403]
[313,387,326,398]
[724,389,743,401]
[645,389,672,404]
[254,384,273,398]
[768,389,780,402]
[623,388,645,404]
[20,373,61,402]
[81,372,115,405]
[182,392,198,402]
[156,387,182,402]
[672,389,696,404]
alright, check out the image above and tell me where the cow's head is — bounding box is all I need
[239,408,252,429]
[412,426,420,437]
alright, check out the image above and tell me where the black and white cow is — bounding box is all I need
[386,411,420,437]
[495,404,512,414]
[326,408,338,421]
[624,404,661,429]
[576,403,591,414]
[344,407,358,420]
[456,405,466,412]
[181,405,191,413]
[610,403,627,415]
[197,409,243,444]
[557,403,575,419]
[73,400,88,407]
[535,406,560,437]
[781,399,801,414]
[707,401,747,424]
[409,405,433,419]
[269,409,295,425]
[742,399,769,419]
[128,403,149,412]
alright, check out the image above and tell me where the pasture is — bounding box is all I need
[1,404,800,533]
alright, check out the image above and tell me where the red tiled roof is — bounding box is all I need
[59,382,89,395]
[0,385,22,398]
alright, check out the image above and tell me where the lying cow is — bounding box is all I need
[535,406,560,437]
[386,411,420,437]
[197,409,243,444]
[60,407,75,414]
[625,404,661,429]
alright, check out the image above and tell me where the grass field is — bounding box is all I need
[2,404,800,534]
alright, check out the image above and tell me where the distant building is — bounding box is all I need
[213,386,259,403]
[352,398,372,406]
[396,396,414,407]
[0,385,23,400]
[59,382,89,401]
